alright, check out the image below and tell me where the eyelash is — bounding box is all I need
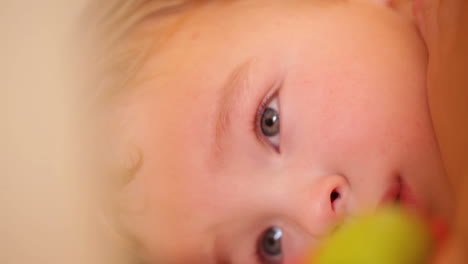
[255,92,275,128]
[254,229,268,264]
[255,242,265,264]
[254,90,280,152]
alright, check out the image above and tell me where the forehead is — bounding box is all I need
[134,0,413,83]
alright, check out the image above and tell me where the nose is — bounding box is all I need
[306,174,350,232]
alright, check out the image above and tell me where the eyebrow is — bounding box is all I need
[214,59,254,153]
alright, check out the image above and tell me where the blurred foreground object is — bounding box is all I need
[307,207,433,264]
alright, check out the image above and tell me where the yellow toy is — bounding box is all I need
[306,207,435,264]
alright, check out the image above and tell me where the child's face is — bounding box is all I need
[117,0,453,263]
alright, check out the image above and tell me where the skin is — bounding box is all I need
[110,0,453,263]
[414,0,468,262]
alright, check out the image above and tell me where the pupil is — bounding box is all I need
[262,227,282,256]
[268,238,275,246]
[266,118,274,127]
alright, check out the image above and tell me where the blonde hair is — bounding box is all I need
[81,0,198,106]
[80,0,211,189]
[78,1,202,263]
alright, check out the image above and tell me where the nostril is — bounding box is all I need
[313,174,349,220]
[330,189,342,213]
[330,189,340,203]
[329,186,348,215]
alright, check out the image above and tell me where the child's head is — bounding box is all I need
[89,0,454,263]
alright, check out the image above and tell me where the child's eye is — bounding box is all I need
[257,226,283,264]
[259,96,280,149]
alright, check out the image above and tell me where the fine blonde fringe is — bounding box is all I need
[80,0,191,107]
[78,1,202,263]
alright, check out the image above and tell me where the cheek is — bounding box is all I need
[322,106,397,157]
[319,98,431,164]
[285,75,434,171]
